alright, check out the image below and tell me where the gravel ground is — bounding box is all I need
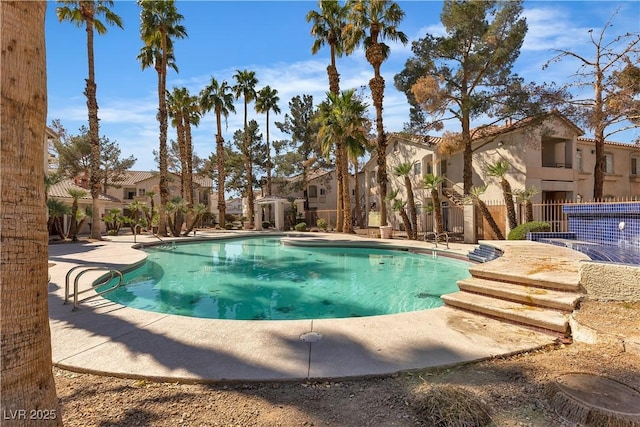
[54,300,640,427]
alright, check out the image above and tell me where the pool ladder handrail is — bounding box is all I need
[64,265,124,311]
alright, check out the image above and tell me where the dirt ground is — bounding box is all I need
[54,300,640,427]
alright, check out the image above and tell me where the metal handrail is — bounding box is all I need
[64,266,124,311]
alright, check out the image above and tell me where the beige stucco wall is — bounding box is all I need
[579,261,640,301]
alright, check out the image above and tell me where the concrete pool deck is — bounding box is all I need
[48,231,559,382]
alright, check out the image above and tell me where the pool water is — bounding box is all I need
[100,237,470,320]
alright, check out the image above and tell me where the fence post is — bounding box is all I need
[464,203,477,244]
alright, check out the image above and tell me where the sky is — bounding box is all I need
[45,0,640,172]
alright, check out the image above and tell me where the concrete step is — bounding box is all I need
[457,277,582,312]
[441,292,570,334]
[468,265,581,292]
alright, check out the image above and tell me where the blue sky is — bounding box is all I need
[46,1,640,172]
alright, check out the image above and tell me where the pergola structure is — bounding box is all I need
[254,197,306,231]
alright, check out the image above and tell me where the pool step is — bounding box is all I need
[456,277,582,312]
[441,292,571,334]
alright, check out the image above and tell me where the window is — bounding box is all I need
[604,152,614,174]
[125,188,136,200]
[369,170,377,187]
[308,185,318,198]
[576,149,583,172]
[413,161,422,176]
[138,188,146,197]
[393,141,399,152]
[632,157,639,176]
[319,188,326,196]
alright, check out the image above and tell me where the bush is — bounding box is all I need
[262,221,271,229]
[316,218,328,231]
[225,223,234,230]
[508,221,551,240]
[294,222,307,232]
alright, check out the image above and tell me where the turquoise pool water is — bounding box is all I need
[100,237,470,320]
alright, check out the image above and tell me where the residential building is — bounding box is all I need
[362,111,640,237]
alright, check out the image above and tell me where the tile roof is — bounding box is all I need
[48,179,121,202]
[577,137,640,149]
[108,171,213,188]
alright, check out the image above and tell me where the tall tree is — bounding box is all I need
[545,10,640,198]
[233,69,259,227]
[231,120,266,210]
[395,0,527,195]
[344,0,408,228]
[52,124,136,192]
[199,77,236,227]
[255,85,281,196]
[317,89,369,234]
[307,0,350,231]
[57,0,123,240]
[167,86,200,208]
[138,0,187,236]
[274,95,324,190]
[1,1,61,422]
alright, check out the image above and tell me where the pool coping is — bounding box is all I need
[48,231,558,383]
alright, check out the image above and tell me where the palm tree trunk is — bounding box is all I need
[352,158,362,228]
[341,144,353,233]
[335,143,344,232]
[404,175,417,239]
[85,8,102,240]
[265,110,272,196]
[502,179,517,230]
[478,200,505,240]
[1,2,61,421]
[370,66,388,226]
[431,189,444,235]
[157,32,170,236]
[215,110,226,227]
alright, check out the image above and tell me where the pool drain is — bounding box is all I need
[300,331,323,343]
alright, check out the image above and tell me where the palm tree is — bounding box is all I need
[67,188,88,241]
[255,86,281,197]
[144,189,158,230]
[317,89,369,234]
[423,173,445,236]
[1,1,61,419]
[199,77,236,228]
[57,1,123,241]
[393,162,418,239]
[48,199,72,240]
[486,160,517,230]
[344,0,408,228]
[387,190,411,238]
[167,86,200,209]
[467,185,505,240]
[138,0,187,236]
[307,0,350,231]
[513,187,540,223]
[233,69,259,228]
[347,137,367,228]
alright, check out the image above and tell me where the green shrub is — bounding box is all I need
[294,222,307,232]
[507,221,551,240]
[316,218,328,231]
[262,221,271,229]
[225,223,234,230]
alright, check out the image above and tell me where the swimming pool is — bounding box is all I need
[99,237,470,320]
